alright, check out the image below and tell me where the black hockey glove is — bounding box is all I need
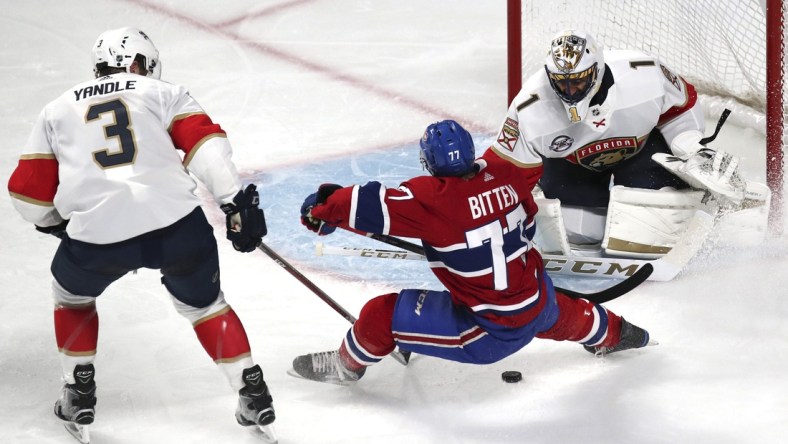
[300,183,342,236]
[220,184,267,253]
[35,220,69,239]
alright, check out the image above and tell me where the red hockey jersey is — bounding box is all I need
[311,148,547,330]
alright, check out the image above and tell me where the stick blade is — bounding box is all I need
[557,262,653,304]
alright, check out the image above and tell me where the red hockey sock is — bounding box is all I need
[599,312,622,348]
[193,307,252,362]
[536,292,622,346]
[342,293,398,368]
[338,342,366,372]
[54,304,99,355]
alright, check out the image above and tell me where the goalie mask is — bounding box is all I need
[419,120,475,177]
[544,29,605,123]
[92,27,161,79]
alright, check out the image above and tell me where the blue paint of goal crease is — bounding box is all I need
[250,139,596,291]
[250,142,441,290]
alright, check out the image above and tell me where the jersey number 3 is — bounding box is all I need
[87,99,137,169]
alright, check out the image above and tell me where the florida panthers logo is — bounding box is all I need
[551,34,586,73]
[568,137,641,172]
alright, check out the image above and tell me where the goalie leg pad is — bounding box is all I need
[533,198,571,255]
[561,205,607,248]
[603,186,706,259]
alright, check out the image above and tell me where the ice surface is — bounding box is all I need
[1,2,786,443]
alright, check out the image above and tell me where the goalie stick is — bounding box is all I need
[256,242,411,366]
[316,243,653,304]
[322,207,714,281]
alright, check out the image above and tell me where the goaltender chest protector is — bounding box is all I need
[516,51,669,172]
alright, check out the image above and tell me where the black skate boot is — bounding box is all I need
[584,318,651,356]
[289,350,366,385]
[54,363,96,444]
[54,363,97,425]
[235,365,275,427]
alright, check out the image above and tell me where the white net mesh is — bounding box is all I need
[520,0,785,134]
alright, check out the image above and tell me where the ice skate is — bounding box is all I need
[235,365,277,443]
[54,364,96,444]
[584,318,655,356]
[288,350,366,385]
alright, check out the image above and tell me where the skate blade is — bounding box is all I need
[594,338,660,357]
[64,422,90,444]
[255,423,278,444]
[286,368,352,386]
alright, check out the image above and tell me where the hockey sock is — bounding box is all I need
[341,293,398,369]
[536,292,622,348]
[54,304,99,384]
[193,306,252,362]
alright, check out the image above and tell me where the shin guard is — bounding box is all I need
[55,304,99,355]
[341,293,398,369]
[54,304,99,384]
[536,292,622,348]
[193,307,252,363]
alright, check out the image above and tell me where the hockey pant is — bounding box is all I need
[338,272,623,368]
[50,207,254,390]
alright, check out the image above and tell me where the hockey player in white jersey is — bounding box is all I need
[494,29,769,259]
[7,27,276,443]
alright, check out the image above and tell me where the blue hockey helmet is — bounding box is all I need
[419,120,475,177]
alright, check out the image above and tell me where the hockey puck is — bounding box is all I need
[501,370,522,383]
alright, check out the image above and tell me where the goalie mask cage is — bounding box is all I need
[507,0,786,233]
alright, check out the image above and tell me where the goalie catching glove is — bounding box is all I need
[220,184,267,252]
[300,184,342,236]
[653,131,746,204]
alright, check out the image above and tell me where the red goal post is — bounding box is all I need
[507,0,786,232]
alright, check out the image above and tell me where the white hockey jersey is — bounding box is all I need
[492,50,705,172]
[8,73,241,244]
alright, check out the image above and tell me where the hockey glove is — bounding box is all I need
[35,220,69,239]
[300,183,342,236]
[653,148,746,205]
[220,184,268,253]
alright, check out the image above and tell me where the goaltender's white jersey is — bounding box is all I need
[491,50,705,173]
[8,73,241,244]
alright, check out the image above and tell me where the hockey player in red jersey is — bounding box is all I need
[291,120,652,385]
[7,27,275,441]
[498,29,769,259]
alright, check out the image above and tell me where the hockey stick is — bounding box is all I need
[316,243,424,261]
[316,243,654,304]
[328,209,714,282]
[256,242,410,366]
[699,108,731,145]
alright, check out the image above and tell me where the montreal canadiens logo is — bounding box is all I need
[549,135,574,152]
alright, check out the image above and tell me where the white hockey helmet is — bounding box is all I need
[92,27,161,79]
[544,29,605,123]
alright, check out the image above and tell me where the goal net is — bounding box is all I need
[508,0,786,229]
